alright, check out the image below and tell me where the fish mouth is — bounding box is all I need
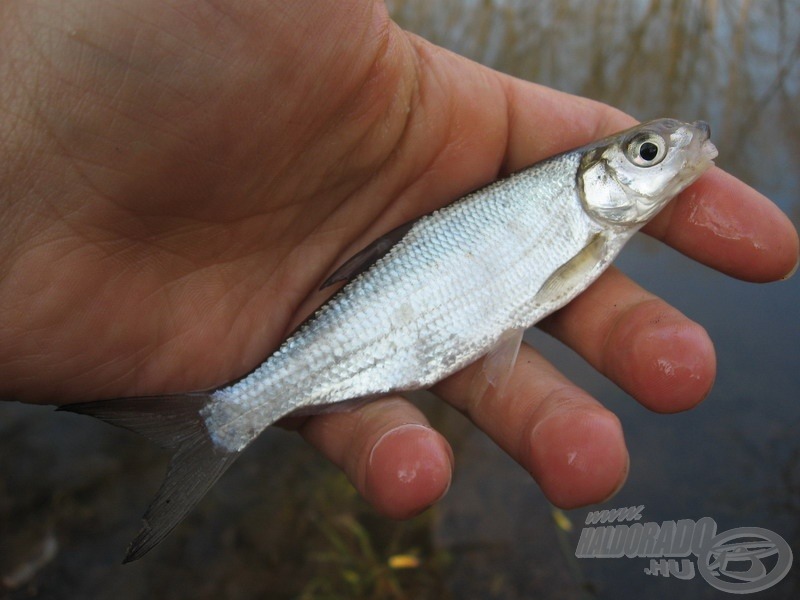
[648,121,717,209]
[691,120,718,162]
[701,138,719,162]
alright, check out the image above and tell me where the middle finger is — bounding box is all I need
[539,266,716,413]
[435,343,629,508]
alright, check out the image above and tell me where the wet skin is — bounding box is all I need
[0,1,797,519]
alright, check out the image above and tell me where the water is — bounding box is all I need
[388,0,800,597]
[2,1,798,598]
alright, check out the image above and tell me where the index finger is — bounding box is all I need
[643,167,798,282]
[500,79,799,282]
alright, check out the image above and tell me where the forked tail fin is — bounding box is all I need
[59,394,239,563]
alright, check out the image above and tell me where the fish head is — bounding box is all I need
[578,118,718,226]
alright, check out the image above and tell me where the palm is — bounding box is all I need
[1,2,449,399]
[0,1,536,402]
[1,0,796,519]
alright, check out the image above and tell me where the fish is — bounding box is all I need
[60,118,718,562]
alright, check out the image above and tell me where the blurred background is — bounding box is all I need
[2,1,798,598]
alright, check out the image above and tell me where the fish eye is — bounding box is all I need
[626,133,667,167]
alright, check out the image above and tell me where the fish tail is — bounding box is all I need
[59,394,239,563]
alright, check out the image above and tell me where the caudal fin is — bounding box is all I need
[59,394,239,563]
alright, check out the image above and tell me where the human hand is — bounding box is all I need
[1,0,796,520]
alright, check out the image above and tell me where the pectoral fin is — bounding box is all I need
[320,220,417,289]
[536,232,609,305]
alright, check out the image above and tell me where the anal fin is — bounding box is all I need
[286,395,378,418]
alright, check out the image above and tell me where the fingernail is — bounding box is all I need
[781,253,800,280]
[599,452,630,504]
[366,423,453,518]
[368,423,436,468]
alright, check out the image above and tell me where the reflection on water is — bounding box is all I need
[2,1,798,598]
[389,0,800,209]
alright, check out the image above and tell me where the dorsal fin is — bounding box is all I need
[320,220,417,289]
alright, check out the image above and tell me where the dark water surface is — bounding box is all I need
[2,1,798,598]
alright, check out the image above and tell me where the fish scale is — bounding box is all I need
[60,118,718,561]
[212,153,591,430]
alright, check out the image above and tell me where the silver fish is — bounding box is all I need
[62,118,718,561]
